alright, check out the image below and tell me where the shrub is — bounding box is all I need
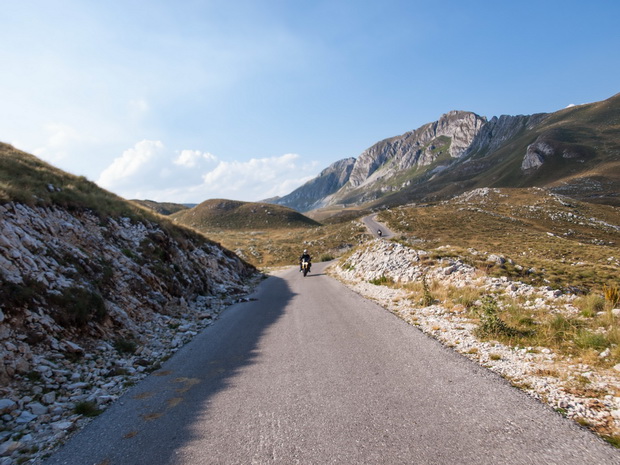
[603,285,620,307]
[113,338,138,354]
[369,275,393,286]
[576,293,606,317]
[449,286,482,310]
[475,296,525,339]
[546,314,580,344]
[73,401,101,417]
[0,276,46,312]
[51,286,106,327]
[421,274,434,306]
[574,330,610,351]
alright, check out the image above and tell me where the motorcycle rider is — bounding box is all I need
[299,249,311,272]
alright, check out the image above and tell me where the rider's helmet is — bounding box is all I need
[303,249,308,254]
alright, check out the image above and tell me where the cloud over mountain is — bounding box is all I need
[97,140,317,203]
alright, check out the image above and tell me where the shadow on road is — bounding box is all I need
[44,275,295,465]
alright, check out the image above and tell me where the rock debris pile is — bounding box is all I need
[0,201,258,464]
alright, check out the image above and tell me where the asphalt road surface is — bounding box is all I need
[363,213,395,239]
[44,262,620,464]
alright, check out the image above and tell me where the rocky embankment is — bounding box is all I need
[0,201,258,464]
[331,239,620,443]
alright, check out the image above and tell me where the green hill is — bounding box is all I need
[171,199,321,231]
[131,199,190,216]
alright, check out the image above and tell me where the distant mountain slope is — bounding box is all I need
[171,198,321,230]
[280,92,620,212]
[272,158,356,212]
[131,199,189,215]
[386,93,620,207]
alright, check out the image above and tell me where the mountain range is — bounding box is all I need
[271,93,620,212]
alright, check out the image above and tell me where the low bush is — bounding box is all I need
[576,293,606,317]
[604,285,620,307]
[73,401,101,417]
[51,286,106,328]
[113,338,138,354]
[474,296,529,340]
[369,275,393,286]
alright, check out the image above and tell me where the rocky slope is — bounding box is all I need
[0,197,258,462]
[273,158,356,212]
[331,239,620,445]
[347,110,487,188]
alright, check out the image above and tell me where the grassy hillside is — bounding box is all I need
[171,199,321,230]
[0,144,226,245]
[0,143,141,217]
[168,199,368,268]
[378,187,620,292]
[131,199,189,216]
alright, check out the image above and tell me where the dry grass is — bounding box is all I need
[379,188,620,293]
[200,222,371,269]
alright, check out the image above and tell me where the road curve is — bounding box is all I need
[363,213,395,239]
[44,262,619,464]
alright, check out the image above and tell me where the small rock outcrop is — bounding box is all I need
[521,131,592,172]
[522,137,556,170]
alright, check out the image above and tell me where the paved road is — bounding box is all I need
[363,213,395,239]
[44,262,619,464]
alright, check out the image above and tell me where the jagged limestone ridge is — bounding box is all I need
[274,157,356,212]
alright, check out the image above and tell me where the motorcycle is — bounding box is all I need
[301,259,311,277]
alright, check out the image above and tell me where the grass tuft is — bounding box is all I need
[73,401,102,417]
[369,275,393,286]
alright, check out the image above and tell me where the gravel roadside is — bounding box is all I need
[329,239,620,446]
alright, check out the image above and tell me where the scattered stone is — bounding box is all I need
[50,420,74,432]
[0,201,260,463]
[0,399,16,414]
[0,440,21,457]
[28,402,48,416]
[15,410,37,424]
[63,341,85,354]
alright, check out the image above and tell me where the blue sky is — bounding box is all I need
[2,0,619,203]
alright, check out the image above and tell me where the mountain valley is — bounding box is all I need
[1,92,619,461]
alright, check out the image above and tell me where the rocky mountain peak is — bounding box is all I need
[347,110,487,188]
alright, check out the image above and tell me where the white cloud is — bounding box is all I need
[174,150,218,168]
[98,140,165,190]
[32,123,82,163]
[96,141,318,203]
